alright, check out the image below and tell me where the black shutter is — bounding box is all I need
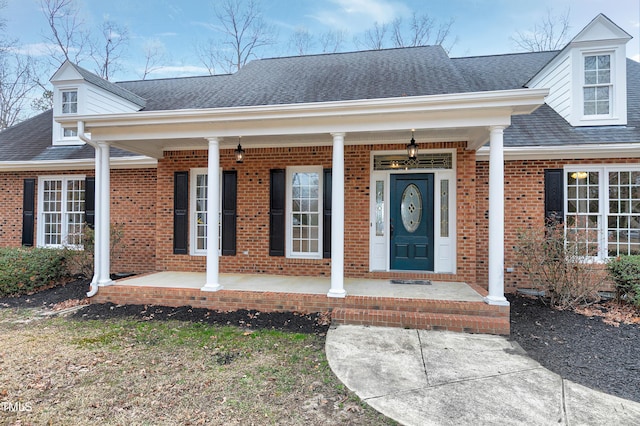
[222,170,237,256]
[21,179,35,247]
[269,169,285,256]
[85,177,95,229]
[544,169,564,226]
[173,171,189,254]
[323,169,332,258]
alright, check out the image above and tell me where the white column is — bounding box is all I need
[485,126,508,305]
[202,137,223,291]
[97,142,113,286]
[90,143,102,291]
[328,132,346,298]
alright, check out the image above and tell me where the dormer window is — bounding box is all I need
[61,90,78,114]
[583,54,611,116]
[63,127,78,137]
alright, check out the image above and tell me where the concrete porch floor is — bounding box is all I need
[114,271,485,302]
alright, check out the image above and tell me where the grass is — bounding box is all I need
[0,308,396,425]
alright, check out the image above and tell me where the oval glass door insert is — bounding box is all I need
[401,183,422,233]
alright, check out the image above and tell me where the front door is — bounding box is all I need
[390,174,434,271]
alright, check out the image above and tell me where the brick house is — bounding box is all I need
[0,14,637,332]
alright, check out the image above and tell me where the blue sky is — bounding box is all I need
[3,0,639,81]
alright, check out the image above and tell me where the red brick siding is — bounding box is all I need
[156,142,476,283]
[0,168,157,275]
[476,157,640,292]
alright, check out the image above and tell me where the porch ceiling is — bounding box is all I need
[60,88,549,159]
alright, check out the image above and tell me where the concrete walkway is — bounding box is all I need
[326,325,640,425]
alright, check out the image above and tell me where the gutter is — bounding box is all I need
[78,121,99,298]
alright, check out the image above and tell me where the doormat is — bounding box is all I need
[390,279,432,285]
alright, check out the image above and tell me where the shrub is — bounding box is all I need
[514,223,606,309]
[606,256,640,308]
[63,223,126,279]
[0,247,69,297]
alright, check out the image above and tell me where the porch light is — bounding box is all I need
[235,137,245,163]
[407,129,418,160]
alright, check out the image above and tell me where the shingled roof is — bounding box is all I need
[117,45,471,110]
[1,45,639,163]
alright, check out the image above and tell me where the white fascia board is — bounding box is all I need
[56,88,550,129]
[0,156,157,172]
[476,143,640,161]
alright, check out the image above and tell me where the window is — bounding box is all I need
[38,176,85,247]
[63,127,78,137]
[61,90,78,114]
[189,169,221,255]
[583,54,611,116]
[287,167,323,258]
[565,167,640,259]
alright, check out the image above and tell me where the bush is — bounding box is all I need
[0,247,69,297]
[514,223,606,309]
[606,256,640,308]
[63,223,125,279]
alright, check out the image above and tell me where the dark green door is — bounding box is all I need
[390,174,434,271]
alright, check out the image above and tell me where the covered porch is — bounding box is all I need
[91,272,510,334]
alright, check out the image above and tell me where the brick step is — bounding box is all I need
[331,307,510,335]
[338,298,509,318]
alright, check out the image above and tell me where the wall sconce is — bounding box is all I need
[235,137,245,163]
[407,129,418,160]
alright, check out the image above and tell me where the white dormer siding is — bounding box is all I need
[49,61,145,146]
[527,14,631,127]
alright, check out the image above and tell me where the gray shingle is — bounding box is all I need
[2,47,639,163]
[69,62,146,108]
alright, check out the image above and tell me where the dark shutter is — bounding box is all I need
[21,179,35,247]
[85,177,95,229]
[269,169,285,256]
[173,171,189,254]
[544,169,564,226]
[323,169,332,258]
[222,170,237,256]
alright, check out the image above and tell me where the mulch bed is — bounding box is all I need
[2,281,639,403]
[508,293,640,403]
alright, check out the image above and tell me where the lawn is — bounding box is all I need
[0,307,395,425]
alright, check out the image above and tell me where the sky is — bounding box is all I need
[2,0,640,82]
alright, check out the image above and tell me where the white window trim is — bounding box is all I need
[286,166,323,259]
[570,45,627,126]
[37,175,86,249]
[582,53,613,119]
[564,165,640,260]
[189,168,222,256]
[61,89,78,115]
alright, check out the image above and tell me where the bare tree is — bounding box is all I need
[140,38,168,80]
[200,0,277,73]
[360,21,388,50]
[196,39,221,75]
[40,0,92,66]
[512,8,571,52]
[289,26,313,56]
[0,52,37,129]
[391,13,456,52]
[91,19,128,80]
[319,29,346,53]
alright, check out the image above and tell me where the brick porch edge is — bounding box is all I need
[92,285,510,335]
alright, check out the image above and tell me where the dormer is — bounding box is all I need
[49,61,146,146]
[527,14,632,127]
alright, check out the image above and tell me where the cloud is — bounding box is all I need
[9,42,59,57]
[310,0,410,31]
